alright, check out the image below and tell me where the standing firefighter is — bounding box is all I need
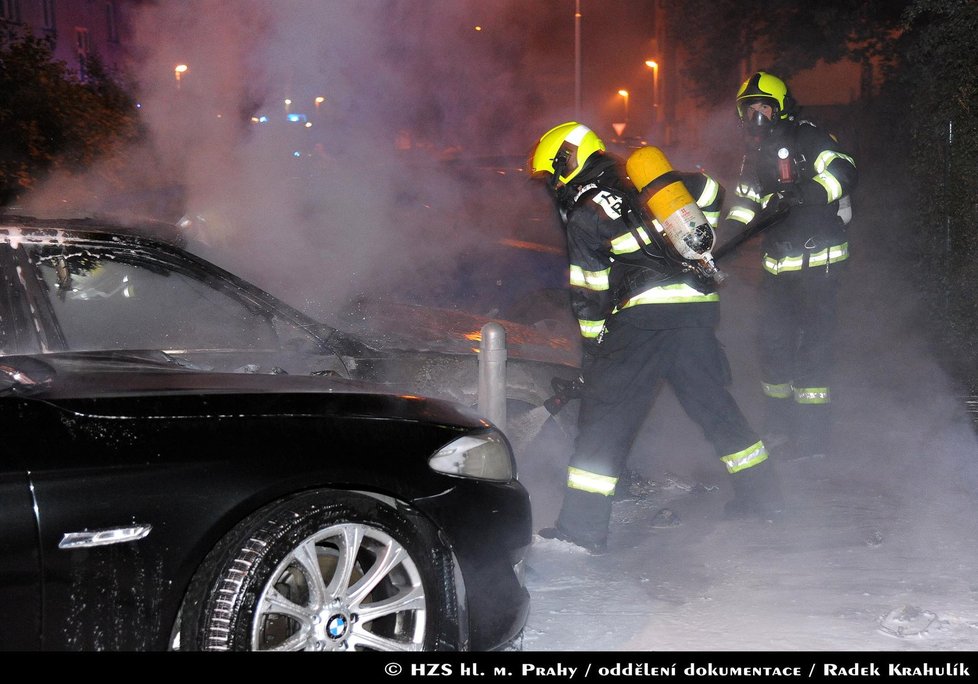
[722,72,858,460]
[529,122,783,554]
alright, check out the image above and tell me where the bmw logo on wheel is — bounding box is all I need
[326,614,349,639]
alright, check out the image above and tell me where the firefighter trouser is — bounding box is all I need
[758,261,843,453]
[556,318,766,542]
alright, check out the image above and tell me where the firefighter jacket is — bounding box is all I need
[560,159,724,350]
[723,117,857,275]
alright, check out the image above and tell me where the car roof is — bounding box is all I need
[0,212,187,249]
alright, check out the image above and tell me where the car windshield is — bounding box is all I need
[3,237,347,375]
[33,246,281,352]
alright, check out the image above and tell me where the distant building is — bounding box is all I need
[1,0,135,76]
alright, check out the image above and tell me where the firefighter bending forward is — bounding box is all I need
[721,72,858,460]
[529,122,784,554]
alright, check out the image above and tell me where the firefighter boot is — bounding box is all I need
[723,460,786,521]
[538,488,611,554]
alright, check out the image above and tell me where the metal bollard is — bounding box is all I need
[478,322,507,431]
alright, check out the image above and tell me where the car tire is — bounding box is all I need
[179,489,462,651]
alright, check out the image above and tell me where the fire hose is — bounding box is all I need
[711,203,790,261]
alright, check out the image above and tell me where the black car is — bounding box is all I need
[0,215,546,651]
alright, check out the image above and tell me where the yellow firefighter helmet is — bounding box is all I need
[736,71,794,122]
[530,122,606,187]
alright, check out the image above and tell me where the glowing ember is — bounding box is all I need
[498,238,565,255]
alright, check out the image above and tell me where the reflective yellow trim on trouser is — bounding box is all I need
[763,243,849,275]
[720,440,769,474]
[807,243,849,268]
[794,387,830,404]
[567,467,618,496]
[763,254,804,274]
[764,382,831,404]
[762,382,793,399]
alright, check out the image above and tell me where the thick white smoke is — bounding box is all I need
[24,1,574,316]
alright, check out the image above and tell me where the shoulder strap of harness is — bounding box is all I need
[582,182,670,262]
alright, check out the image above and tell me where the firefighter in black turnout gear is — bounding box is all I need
[722,72,858,460]
[529,122,783,553]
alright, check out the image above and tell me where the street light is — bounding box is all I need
[174,64,188,89]
[574,0,582,120]
[618,89,629,125]
[645,60,659,124]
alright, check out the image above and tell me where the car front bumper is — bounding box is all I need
[413,477,532,651]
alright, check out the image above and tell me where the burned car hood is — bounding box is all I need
[0,351,489,428]
[331,299,579,367]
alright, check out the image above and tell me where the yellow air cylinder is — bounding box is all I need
[625,146,712,262]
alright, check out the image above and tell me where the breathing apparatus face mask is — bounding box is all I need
[748,108,771,128]
[740,99,779,140]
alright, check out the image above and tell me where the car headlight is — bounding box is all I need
[429,429,514,482]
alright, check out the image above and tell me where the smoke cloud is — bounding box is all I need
[23,1,575,317]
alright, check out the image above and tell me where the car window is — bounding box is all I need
[30,246,280,352]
